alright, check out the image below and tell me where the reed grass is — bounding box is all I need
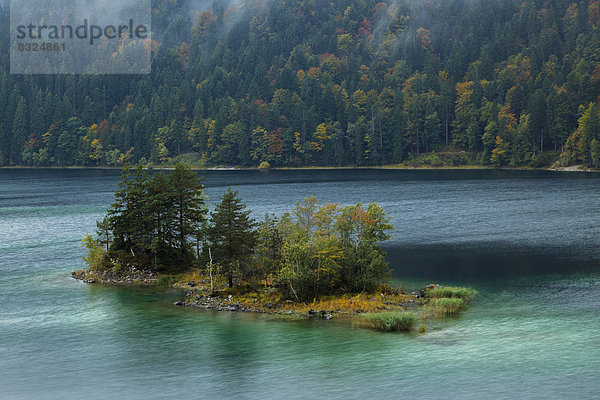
[264,312,307,321]
[426,286,477,301]
[429,297,464,315]
[354,311,418,332]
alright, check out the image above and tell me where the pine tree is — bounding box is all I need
[170,163,207,255]
[206,188,257,288]
[145,171,177,268]
[103,164,208,271]
[10,96,28,164]
[107,165,149,251]
[96,217,112,252]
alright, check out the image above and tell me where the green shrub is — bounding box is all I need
[258,161,271,169]
[157,275,176,287]
[423,152,442,166]
[167,153,206,167]
[354,311,417,332]
[113,259,123,274]
[81,234,109,272]
[448,153,471,166]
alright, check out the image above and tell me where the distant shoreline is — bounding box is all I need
[1,164,597,173]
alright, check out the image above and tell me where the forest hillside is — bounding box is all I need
[1,0,600,168]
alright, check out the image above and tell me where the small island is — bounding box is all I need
[74,163,476,332]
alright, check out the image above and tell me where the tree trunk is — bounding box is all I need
[209,247,213,293]
[445,116,449,147]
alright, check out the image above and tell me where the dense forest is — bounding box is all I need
[1,0,600,168]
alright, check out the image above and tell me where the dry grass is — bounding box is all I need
[175,274,416,315]
[300,292,413,314]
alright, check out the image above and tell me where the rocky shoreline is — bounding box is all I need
[174,291,339,318]
[73,270,445,319]
[72,267,157,285]
[174,292,306,314]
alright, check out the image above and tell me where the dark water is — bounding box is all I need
[1,168,600,399]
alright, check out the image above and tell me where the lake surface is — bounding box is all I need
[1,168,600,399]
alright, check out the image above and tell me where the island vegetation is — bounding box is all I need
[76,163,476,332]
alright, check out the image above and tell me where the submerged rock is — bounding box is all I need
[419,284,439,298]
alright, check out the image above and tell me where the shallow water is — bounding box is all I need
[1,168,600,399]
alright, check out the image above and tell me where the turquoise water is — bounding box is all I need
[1,168,600,399]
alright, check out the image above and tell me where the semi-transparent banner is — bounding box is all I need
[10,0,151,74]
